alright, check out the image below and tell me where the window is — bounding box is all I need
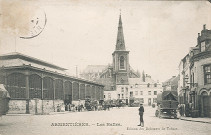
[201,41,206,52]
[135,91,138,95]
[121,87,124,92]
[130,86,133,88]
[140,98,144,103]
[154,83,157,87]
[153,98,157,103]
[135,83,138,88]
[147,83,150,87]
[108,93,111,99]
[140,91,143,95]
[126,87,128,92]
[104,95,106,98]
[154,91,157,95]
[130,91,133,97]
[122,94,124,99]
[120,56,125,69]
[118,94,120,99]
[148,91,151,95]
[204,65,211,84]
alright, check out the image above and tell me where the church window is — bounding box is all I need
[120,56,125,69]
[201,41,205,52]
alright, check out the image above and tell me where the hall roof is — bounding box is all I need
[0,52,67,71]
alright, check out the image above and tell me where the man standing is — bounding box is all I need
[138,103,144,127]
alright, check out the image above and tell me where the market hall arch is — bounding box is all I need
[91,85,96,100]
[64,81,72,104]
[86,85,91,99]
[79,84,85,100]
[29,74,42,99]
[55,79,63,100]
[43,77,54,100]
[72,82,79,101]
[7,73,26,99]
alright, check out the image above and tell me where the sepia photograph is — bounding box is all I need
[0,0,211,135]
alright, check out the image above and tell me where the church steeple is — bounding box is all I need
[116,13,125,50]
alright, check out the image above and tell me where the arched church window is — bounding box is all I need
[120,56,125,69]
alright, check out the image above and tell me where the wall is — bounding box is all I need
[8,99,64,114]
[8,100,26,114]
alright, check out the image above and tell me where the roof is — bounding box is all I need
[0,52,67,71]
[163,75,179,86]
[96,78,114,91]
[0,52,104,87]
[82,65,108,73]
[0,84,10,98]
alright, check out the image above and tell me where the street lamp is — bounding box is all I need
[183,76,189,104]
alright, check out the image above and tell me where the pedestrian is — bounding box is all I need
[138,103,144,127]
[177,104,181,119]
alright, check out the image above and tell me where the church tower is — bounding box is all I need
[112,13,130,85]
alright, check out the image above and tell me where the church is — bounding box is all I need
[81,14,162,106]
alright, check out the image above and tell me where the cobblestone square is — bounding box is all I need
[0,107,210,135]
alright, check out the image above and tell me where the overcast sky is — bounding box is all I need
[0,0,211,82]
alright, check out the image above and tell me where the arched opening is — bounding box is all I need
[80,84,85,100]
[55,79,63,99]
[72,82,79,101]
[7,73,26,99]
[64,81,72,104]
[96,87,100,100]
[43,77,54,100]
[201,91,210,117]
[91,86,95,99]
[86,85,91,99]
[29,74,42,99]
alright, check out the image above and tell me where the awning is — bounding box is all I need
[0,84,10,98]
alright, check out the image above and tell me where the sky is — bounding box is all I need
[0,0,211,82]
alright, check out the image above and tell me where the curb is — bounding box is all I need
[6,114,33,116]
[180,118,211,124]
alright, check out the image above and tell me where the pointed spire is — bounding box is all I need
[116,11,125,50]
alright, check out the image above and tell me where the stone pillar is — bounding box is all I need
[85,84,87,99]
[41,74,44,114]
[25,74,30,114]
[78,82,80,100]
[94,86,96,100]
[53,79,55,112]
[71,81,74,102]
[63,79,65,100]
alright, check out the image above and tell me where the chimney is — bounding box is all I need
[203,24,206,30]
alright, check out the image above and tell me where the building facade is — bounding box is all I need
[178,24,211,117]
[0,53,104,114]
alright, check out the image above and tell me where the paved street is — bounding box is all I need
[0,106,210,135]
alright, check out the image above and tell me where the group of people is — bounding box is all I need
[177,103,194,118]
